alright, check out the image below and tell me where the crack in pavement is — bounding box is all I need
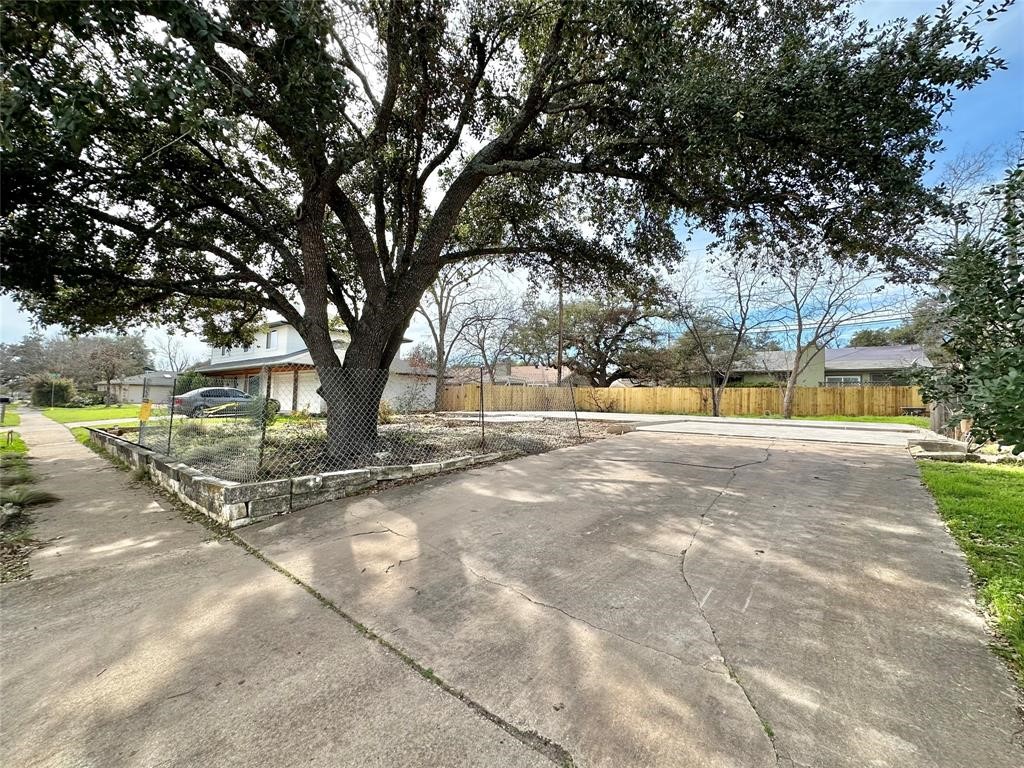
[375,524,729,677]
[602,456,780,471]
[677,443,782,766]
[228,532,576,768]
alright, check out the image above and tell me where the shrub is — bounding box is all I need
[30,376,76,407]
[378,399,396,424]
[247,396,281,426]
[66,392,106,407]
[173,371,216,395]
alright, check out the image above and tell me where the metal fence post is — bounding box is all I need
[139,376,148,445]
[568,382,582,440]
[478,366,485,449]
[257,368,272,473]
[166,375,177,455]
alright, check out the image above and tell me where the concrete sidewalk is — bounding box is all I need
[0,411,554,768]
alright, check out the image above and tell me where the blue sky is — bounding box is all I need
[2,0,1021,359]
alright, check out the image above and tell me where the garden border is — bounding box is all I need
[86,428,501,528]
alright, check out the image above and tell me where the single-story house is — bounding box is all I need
[449,362,587,387]
[192,321,437,413]
[732,344,931,387]
[96,370,178,403]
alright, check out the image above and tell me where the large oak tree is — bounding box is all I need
[0,0,1009,444]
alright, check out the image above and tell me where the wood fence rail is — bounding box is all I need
[439,384,926,418]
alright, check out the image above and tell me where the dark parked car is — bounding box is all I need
[172,387,279,418]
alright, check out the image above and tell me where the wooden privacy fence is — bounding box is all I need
[439,384,926,418]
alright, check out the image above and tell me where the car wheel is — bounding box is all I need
[190,406,206,418]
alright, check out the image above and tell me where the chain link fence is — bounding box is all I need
[127,367,595,483]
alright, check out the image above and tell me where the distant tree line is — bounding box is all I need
[0,333,151,404]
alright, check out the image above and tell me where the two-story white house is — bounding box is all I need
[193,321,434,413]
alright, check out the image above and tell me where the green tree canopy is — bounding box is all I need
[0,332,150,389]
[918,162,1024,450]
[512,284,673,386]
[848,299,947,360]
[1,0,1010,439]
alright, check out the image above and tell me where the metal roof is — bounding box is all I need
[824,345,932,371]
[96,370,178,386]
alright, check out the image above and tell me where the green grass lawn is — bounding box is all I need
[0,429,34,582]
[919,461,1024,684]
[42,404,142,423]
[0,433,27,453]
[732,413,930,428]
[1,403,20,427]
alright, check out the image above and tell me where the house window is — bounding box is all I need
[825,375,862,387]
[266,329,279,350]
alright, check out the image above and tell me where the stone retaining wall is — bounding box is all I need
[86,428,500,528]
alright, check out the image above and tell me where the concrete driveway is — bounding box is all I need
[3,414,1021,767]
[239,430,1021,767]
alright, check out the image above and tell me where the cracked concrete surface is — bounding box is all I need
[4,415,1021,768]
[677,443,781,763]
[241,431,1022,768]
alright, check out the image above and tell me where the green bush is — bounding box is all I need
[66,392,106,407]
[29,376,76,407]
[173,371,216,395]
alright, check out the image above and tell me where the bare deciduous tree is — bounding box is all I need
[459,286,525,384]
[152,333,203,373]
[921,143,1022,248]
[673,262,778,416]
[766,260,884,418]
[415,262,490,408]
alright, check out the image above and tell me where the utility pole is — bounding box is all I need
[556,277,564,385]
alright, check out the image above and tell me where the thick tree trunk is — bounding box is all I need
[309,303,418,458]
[433,355,446,412]
[317,367,389,459]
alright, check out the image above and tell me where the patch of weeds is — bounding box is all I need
[0,455,35,486]
[760,718,774,739]
[131,467,149,482]
[0,432,27,454]
[0,486,59,508]
[175,421,207,439]
[1,507,39,582]
[0,454,28,469]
